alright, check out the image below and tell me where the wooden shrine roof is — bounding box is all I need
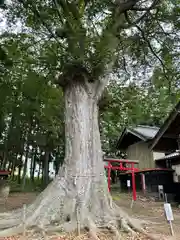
[150,101,180,152]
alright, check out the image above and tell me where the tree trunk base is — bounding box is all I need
[0,177,158,240]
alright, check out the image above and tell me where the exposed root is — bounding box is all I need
[0,214,160,240]
[0,224,24,237]
[106,223,121,240]
[88,227,100,240]
[121,218,136,235]
[0,176,157,240]
[89,231,100,240]
[0,199,158,240]
[87,218,100,240]
[38,222,48,240]
[125,217,161,240]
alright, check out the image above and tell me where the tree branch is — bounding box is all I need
[123,0,159,28]
[131,7,154,11]
[52,0,64,24]
[124,11,170,80]
[94,75,110,101]
[137,26,167,73]
[17,0,66,49]
[114,0,139,14]
[93,60,115,101]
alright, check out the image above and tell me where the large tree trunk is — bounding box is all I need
[0,83,146,238]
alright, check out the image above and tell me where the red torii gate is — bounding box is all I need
[104,158,139,201]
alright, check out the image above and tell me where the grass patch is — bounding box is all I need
[8,177,51,193]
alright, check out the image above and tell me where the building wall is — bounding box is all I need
[153,151,165,160]
[127,141,155,169]
[172,164,180,182]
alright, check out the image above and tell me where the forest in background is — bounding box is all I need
[0,0,179,190]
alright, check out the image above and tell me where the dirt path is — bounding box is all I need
[1,192,38,212]
[113,192,180,239]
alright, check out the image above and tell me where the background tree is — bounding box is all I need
[100,77,179,157]
[0,33,64,187]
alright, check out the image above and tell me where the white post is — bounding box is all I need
[169,220,174,236]
[164,198,175,237]
[23,204,26,238]
[127,180,131,194]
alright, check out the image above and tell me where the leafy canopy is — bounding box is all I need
[4,0,180,87]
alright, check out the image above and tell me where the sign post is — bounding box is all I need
[158,185,164,200]
[164,194,175,236]
[127,179,131,193]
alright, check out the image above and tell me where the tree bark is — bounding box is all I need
[21,124,32,190]
[17,152,23,184]
[17,164,22,184]
[37,162,41,180]
[21,144,29,190]
[1,115,15,170]
[0,83,147,238]
[31,148,37,182]
[30,148,34,181]
[7,160,12,171]
[11,153,18,181]
[43,150,49,187]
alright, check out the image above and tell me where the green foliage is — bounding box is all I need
[0,0,6,8]
[0,0,178,187]
[4,0,179,84]
[0,32,65,184]
[9,177,46,192]
[100,76,179,156]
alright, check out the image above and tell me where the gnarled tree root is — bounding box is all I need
[0,190,159,240]
[0,212,160,240]
[0,175,159,240]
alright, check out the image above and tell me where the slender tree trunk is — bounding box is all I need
[21,145,29,190]
[12,164,16,180]
[12,153,18,180]
[17,164,22,184]
[2,149,8,170]
[43,150,49,187]
[37,163,41,180]
[54,146,60,175]
[2,149,9,170]
[1,115,15,170]
[7,161,12,171]
[30,149,34,181]
[21,124,33,190]
[31,149,37,182]
[17,152,24,184]
[0,83,144,238]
